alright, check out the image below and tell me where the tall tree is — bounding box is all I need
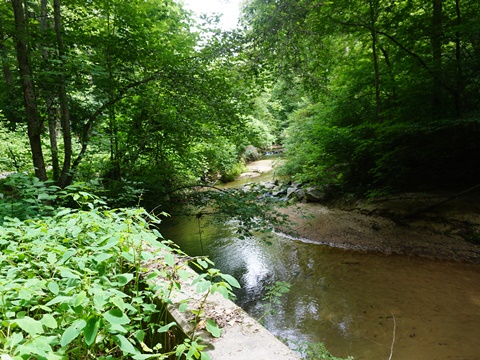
[10,0,47,180]
[432,0,443,118]
[242,0,480,192]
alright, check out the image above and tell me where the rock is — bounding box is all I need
[286,187,297,199]
[262,181,277,190]
[272,187,287,197]
[287,187,305,201]
[296,189,306,200]
[305,187,327,203]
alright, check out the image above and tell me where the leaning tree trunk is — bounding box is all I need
[11,0,47,180]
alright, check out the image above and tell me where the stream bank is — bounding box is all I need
[240,157,480,263]
[278,198,480,264]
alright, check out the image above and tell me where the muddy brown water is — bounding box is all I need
[160,215,480,360]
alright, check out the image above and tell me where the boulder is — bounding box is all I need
[286,186,297,199]
[262,181,277,190]
[287,187,305,201]
[305,187,327,203]
[272,186,287,197]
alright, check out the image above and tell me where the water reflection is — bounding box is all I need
[160,215,480,360]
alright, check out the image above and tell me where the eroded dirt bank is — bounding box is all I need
[279,194,480,264]
[240,158,480,263]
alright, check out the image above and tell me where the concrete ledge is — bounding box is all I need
[154,258,300,359]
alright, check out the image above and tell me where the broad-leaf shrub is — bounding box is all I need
[0,206,235,359]
[0,174,107,224]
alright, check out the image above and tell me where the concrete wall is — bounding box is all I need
[155,259,301,359]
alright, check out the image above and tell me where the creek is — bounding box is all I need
[160,161,480,360]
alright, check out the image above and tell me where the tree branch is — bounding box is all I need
[69,72,166,182]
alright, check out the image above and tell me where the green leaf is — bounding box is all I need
[59,249,76,264]
[94,253,113,263]
[103,308,130,325]
[47,252,57,264]
[133,330,146,342]
[116,273,134,286]
[55,208,72,217]
[220,274,240,288]
[121,251,134,262]
[157,322,176,333]
[47,281,59,295]
[197,259,208,269]
[5,332,23,347]
[177,269,190,281]
[112,296,127,313]
[195,280,211,294]
[163,252,175,267]
[201,352,212,360]
[60,319,87,347]
[16,316,44,336]
[84,317,101,346]
[59,267,80,279]
[212,285,229,299]
[113,334,138,355]
[72,290,87,307]
[41,314,57,329]
[179,302,188,313]
[141,251,154,261]
[46,295,70,306]
[107,323,128,334]
[205,319,222,338]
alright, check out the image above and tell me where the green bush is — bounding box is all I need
[0,122,31,173]
[219,162,247,183]
[241,145,261,162]
[0,181,240,359]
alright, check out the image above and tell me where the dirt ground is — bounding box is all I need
[236,159,278,179]
[242,159,480,264]
[279,193,480,264]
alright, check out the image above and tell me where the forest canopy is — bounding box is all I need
[242,0,480,195]
[0,0,270,209]
[1,0,480,204]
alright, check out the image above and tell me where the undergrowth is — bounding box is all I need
[0,175,240,359]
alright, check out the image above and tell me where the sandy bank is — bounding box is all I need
[279,198,480,263]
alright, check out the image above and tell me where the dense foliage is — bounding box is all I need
[0,0,275,205]
[242,0,480,195]
[0,178,241,359]
[5,0,479,357]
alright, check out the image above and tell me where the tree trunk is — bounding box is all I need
[11,0,47,180]
[380,46,398,116]
[0,40,14,87]
[53,0,73,188]
[369,0,381,121]
[431,0,443,119]
[0,37,20,124]
[454,0,463,117]
[40,0,60,181]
